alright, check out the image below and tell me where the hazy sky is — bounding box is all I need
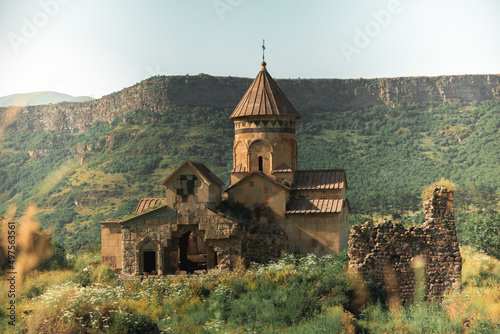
[1,0,499,98]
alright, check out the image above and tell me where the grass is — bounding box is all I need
[421,178,457,201]
[318,129,366,144]
[37,158,81,197]
[1,247,499,333]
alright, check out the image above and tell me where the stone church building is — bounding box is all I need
[101,61,349,275]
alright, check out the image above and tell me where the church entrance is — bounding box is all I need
[178,232,208,273]
[163,231,219,274]
[143,251,156,273]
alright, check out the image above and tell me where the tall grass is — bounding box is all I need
[355,246,499,333]
[3,247,499,333]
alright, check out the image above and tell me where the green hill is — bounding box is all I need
[0,74,498,252]
[0,91,92,107]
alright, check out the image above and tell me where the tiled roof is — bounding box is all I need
[293,170,346,190]
[162,160,224,187]
[273,163,293,173]
[226,171,291,192]
[135,198,166,214]
[286,198,344,214]
[231,163,247,173]
[229,61,301,120]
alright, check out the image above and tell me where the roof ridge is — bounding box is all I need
[226,171,292,192]
[162,160,224,187]
[263,71,279,115]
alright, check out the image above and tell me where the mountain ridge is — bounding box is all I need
[1,73,499,134]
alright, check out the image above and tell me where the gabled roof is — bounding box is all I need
[135,198,166,214]
[226,171,291,192]
[286,198,349,214]
[293,170,347,190]
[229,61,301,120]
[120,204,172,225]
[162,160,224,187]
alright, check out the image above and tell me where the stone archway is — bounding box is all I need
[178,231,208,273]
[162,230,219,275]
[136,237,163,275]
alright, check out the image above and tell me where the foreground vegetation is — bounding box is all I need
[1,246,498,333]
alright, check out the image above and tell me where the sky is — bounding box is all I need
[0,0,499,98]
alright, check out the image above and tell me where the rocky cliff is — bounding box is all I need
[2,74,499,133]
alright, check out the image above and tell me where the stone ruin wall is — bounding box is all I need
[242,217,288,265]
[114,205,287,277]
[348,187,461,304]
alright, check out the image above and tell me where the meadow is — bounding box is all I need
[1,246,498,333]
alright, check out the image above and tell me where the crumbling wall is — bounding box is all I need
[348,187,461,304]
[242,217,287,265]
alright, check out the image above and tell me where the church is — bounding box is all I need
[101,60,349,275]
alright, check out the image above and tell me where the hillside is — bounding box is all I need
[2,74,499,133]
[0,73,499,251]
[0,91,92,107]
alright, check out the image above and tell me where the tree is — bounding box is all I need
[37,241,68,271]
[462,212,500,259]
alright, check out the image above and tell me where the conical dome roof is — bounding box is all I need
[229,61,301,120]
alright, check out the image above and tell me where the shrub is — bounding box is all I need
[22,282,157,334]
[37,241,68,271]
[110,312,159,334]
[421,178,456,201]
[72,252,116,286]
[462,212,500,259]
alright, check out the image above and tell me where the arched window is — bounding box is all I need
[248,140,271,173]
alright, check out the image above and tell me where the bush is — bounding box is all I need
[111,312,159,334]
[37,241,68,271]
[462,212,500,259]
[22,282,158,334]
[74,264,116,287]
[421,178,456,201]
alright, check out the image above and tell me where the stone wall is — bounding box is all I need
[120,205,243,275]
[242,217,287,265]
[348,187,461,304]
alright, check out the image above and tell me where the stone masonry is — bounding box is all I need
[348,187,461,304]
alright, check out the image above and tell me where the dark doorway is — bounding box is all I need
[254,206,261,221]
[143,251,156,273]
[178,232,208,274]
[258,156,263,172]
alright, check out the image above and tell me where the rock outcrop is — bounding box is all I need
[1,74,499,134]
